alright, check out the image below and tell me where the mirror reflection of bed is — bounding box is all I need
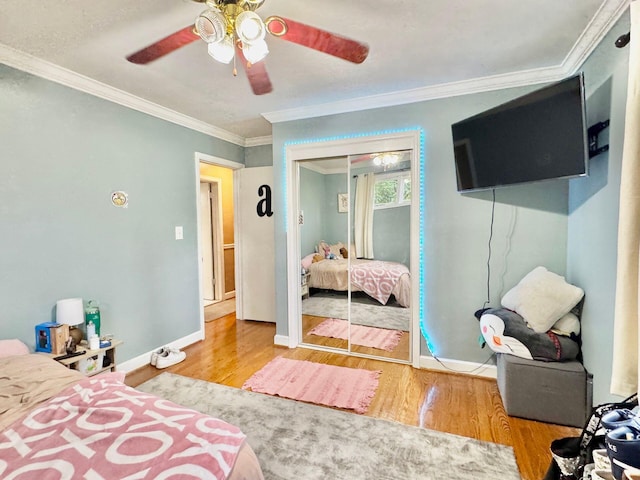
[298,150,412,362]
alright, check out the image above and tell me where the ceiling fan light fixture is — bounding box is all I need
[235,11,266,45]
[264,16,288,37]
[373,153,399,170]
[243,0,265,10]
[207,35,235,64]
[195,8,227,44]
[242,39,269,64]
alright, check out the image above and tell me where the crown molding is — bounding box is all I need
[560,0,630,74]
[262,66,567,124]
[244,135,273,147]
[263,0,629,124]
[1,0,627,147]
[0,44,247,147]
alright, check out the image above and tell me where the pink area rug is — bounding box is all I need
[242,357,381,414]
[309,318,404,351]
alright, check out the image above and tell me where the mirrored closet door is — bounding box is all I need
[299,157,350,352]
[298,150,413,362]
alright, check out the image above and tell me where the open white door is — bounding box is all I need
[200,182,214,301]
[237,166,275,323]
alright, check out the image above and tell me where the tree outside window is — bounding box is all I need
[374,172,411,209]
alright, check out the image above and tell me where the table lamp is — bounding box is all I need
[56,298,84,345]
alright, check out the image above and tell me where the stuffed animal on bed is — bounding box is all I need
[475,308,580,361]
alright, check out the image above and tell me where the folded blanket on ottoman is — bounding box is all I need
[476,308,579,361]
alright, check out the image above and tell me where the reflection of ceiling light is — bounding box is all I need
[373,153,399,170]
[196,4,269,68]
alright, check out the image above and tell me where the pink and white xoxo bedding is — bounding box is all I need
[0,354,262,479]
[308,258,411,307]
[350,260,410,307]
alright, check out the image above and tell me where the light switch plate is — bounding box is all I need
[175,226,183,240]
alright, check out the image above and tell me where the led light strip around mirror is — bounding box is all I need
[283,127,436,356]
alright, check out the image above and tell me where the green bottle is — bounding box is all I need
[85,300,101,337]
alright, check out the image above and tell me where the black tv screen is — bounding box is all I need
[451,74,589,193]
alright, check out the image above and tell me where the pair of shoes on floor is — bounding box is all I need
[150,346,186,369]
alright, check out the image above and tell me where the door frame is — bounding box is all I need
[285,130,422,367]
[200,176,224,303]
[195,152,244,335]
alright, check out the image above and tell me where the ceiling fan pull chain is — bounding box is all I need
[233,33,238,76]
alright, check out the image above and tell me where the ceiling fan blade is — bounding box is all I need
[265,16,369,64]
[236,46,273,95]
[127,25,199,65]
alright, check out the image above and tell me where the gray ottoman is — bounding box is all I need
[496,353,592,428]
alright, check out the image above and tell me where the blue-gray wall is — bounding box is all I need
[322,173,349,246]
[272,89,570,364]
[299,168,349,255]
[0,64,244,363]
[348,167,411,265]
[567,17,630,404]
[271,18,631,409]
[373,206,410,266]
[245,144,273,167]
[299,167,326,256]
[299,167,408,264]
[1,9,629,406]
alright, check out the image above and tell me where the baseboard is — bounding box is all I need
[117,330,204,373]
[273,334,290,347]
[419,355,497,379]
[271,338,496,378]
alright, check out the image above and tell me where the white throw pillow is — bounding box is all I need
[551,312,581,337]
[501,266,584,333]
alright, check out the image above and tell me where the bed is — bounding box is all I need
[307,258,411,308]
[0,351,264,479]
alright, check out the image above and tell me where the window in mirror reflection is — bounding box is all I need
[374,171,411,209]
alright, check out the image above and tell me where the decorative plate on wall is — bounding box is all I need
[111,191,129,208]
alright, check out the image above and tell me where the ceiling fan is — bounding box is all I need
[126,0,370,95]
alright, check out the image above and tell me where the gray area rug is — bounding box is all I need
[302,295,410,331]
[137,373,521,480]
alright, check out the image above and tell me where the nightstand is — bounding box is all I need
[45,339,122,377]
[301,272,310,299]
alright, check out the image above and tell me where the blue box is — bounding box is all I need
[35,322,58,353]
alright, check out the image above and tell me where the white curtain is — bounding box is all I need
[611,0,640,397]
[354,173,375,259]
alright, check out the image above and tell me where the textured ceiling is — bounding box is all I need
[0,0,630,143]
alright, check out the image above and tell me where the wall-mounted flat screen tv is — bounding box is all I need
[451,73,589,193]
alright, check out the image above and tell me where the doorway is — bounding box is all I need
[196,153,244,330]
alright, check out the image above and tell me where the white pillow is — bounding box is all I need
[501,266,584,333]
[551,312,581,337]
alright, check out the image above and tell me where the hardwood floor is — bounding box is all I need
[126,313,579,480]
